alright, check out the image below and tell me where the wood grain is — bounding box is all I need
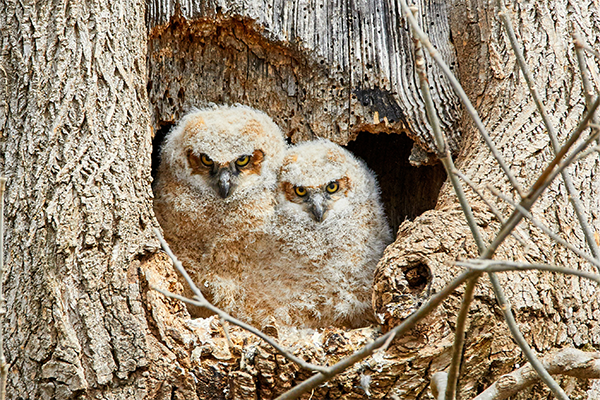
[147,0,462,160]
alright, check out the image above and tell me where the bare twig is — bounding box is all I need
[458,260,600,284]
[399,0,525,197]
[408,9,485,399]
[574,33,597,111]
[571,144,599,163]
[496,0,600,261]
[403,4,596,399]
[445,276,477,400]
[154,287,329,373]
[403,4,598,399]
[472,348,600,400]
[220,316,234,349]
[401,6,597,400]
[409,4,485,253]
[474,106,599,400]
[488,187,600,271]
[485,99,599,261]
[275,270,478,400]
[486,272,570,400]
[581,43,600,62]
[453,169,530,249]
[0,178,7,400]
[377,330,397,353]
[152,228,330,374]
[525,98,600,202]
[154,228,207,302]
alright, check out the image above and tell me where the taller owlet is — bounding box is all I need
[270,139,393,329]
[153,105,287,321]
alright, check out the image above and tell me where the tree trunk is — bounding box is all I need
[2,0,599,399]
[0,0,173,398]
[374,0,600,398]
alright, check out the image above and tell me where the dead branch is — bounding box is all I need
[472,349,600,400]
[431,371,448,400]
[458,260,600,284]
[487,186,600,271]
[496,0,600,260]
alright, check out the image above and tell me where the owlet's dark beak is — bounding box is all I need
[217,168,233,198]
[309,193,327,222]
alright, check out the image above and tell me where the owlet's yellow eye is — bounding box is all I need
[294,186,307,197]
[235,155,250,167]
[200,154,214,167]
[325,181,339,194]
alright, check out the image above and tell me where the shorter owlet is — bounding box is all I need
[270,139,393,329]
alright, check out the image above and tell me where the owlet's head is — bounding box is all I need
[159,105,286,201]
[278,139,376,223]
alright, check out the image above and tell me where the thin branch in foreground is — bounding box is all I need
[398,0,525,198]
[219,316,234,349]
[457,259,600,285]
[487,187,600,271]
[472,348,600,400]
[0,178,7,400]
[453,169,530,248]
[154,287,329,373]
[574,33,597,112]
[525,98,600,202]
[408,4,485,253]
[445,276,478,400]
[473,120,599,400]
[485,102,599,261]
[404,2,596,398]
[496,0,600,261]
[275,270,478,400]
[395,4,598,400]
[152,228,330,374]
[486,272,570,400]
[407,7,485,398]
[581,43,600,63]
[401,3,591,398]
[468,129,600,400]
[571,144,599,164]
[377,330,397,354]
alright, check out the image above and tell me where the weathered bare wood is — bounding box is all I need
[146,0,462,162]
[474,349,600,400]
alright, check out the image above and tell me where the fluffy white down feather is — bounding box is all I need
[153,104,288,323]
[155,107,393,329]
[270,139,393,328]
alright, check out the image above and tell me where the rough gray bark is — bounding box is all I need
[2,0,600,399]
[0,0,162,397]
[374,0,600,398]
